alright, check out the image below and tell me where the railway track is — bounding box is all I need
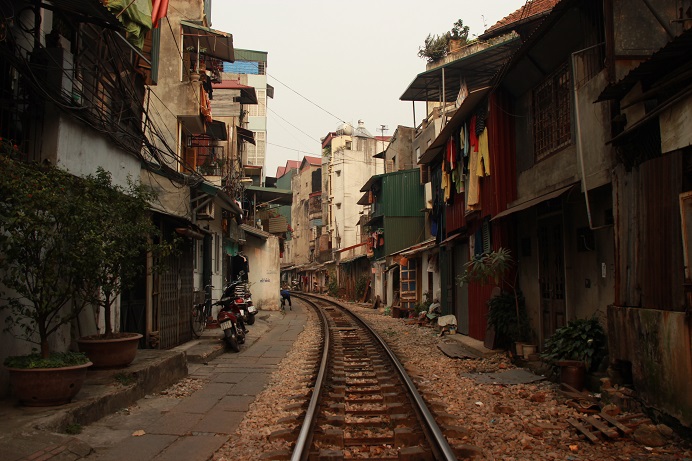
[278,293,458,461]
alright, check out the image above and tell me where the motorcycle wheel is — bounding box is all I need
[224,329,240,353]
[246,314,256,325]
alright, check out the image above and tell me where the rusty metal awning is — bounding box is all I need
[236,126,256,145]
[492,183,578,221]
[181,20,234,63]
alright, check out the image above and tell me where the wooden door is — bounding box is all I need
[453,243,469,335]
[538,216,566,341]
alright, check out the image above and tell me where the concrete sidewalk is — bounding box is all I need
[0,307,305,461]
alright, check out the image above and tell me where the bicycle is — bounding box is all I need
[191,285,214,338]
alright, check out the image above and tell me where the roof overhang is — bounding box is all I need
[236,126,256,145]
[357,191,371,205]
[360,174,385,192]
[400,35,521,102]
[206,120,227,140]
[197,182,243,219]
[339,254,367,264]
[240,224,271,240]
[178,114,206,136]
[395,238,437,257]
[418,86,491,165]
[491,183,578,221]
[181,20,234,63]
[245,185,293,206]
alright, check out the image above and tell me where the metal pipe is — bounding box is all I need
[572,43,609,231]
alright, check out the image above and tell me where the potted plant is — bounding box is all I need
[76,169,174,368]
[448,19,470,54]
[0,155,105,405]
[417,33,449,63]
[541,316,608,390]
[457,248,530,351]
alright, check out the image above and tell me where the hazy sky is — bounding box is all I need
[212,1,528,178]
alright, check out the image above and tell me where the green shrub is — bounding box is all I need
[4,352,90,369]
[487,291,530,349]
[541,316,607,372]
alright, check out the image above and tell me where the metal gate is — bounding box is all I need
[152,223,194,350]
[538,215,566,341]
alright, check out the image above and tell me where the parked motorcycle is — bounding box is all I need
[214,293,246,352]
[224,272,256,326]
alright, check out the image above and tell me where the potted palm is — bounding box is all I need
[76,169,173,368]
[0,155,104,406]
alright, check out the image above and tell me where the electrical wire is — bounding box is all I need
[268,73,346,124]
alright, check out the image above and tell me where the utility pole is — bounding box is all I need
[378,125,388,172]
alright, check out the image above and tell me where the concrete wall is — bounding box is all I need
[608,306,692,428]
[244,234,281,310]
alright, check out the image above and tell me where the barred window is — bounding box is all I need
[533,62,571,161]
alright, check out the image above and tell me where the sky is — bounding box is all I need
[212,1,528,178]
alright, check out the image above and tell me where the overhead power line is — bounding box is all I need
[268,73,347,124]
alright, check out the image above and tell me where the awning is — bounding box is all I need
[241,224,271,240]
[440,232,464,246]
[212,81,258,104]
[418,86,491,165]
[357,191,371,206]
[206,120,227,140]
[236,126,256,145]
[196,182,243,220]
[360,173,385,192]
[178,114,206,136]
[245,185,293,206]
[339,254,367,264]
[400,35,520,102]
[491,183,578,221]
[181,20,234,63]
[399,238,437,257]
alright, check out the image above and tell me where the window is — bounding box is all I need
[248,89,266,117]
[533,62,571,161]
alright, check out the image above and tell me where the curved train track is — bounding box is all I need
[278,293,458,461]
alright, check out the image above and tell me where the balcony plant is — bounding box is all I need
[0,154,106,405]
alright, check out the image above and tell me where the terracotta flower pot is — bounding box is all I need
[6,361,92,406]
[77,333,143,368]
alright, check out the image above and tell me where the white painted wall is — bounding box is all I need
[244,234,281,310]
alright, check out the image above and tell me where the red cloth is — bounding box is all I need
[469,116,478,153]
[151,0,170,28]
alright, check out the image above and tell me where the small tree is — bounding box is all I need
[450,19,470,41]
[418,33,449,63]
[0,156,104,359]
[78,168,171,338]
[457,248,530,345]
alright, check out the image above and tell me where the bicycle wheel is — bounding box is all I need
[190,304,206,338]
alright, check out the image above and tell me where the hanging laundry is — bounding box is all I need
[467,148,480,211]
[475,100,488,137]
[446,136,456,171]
[469,116,478,154]
[477,127,490,177]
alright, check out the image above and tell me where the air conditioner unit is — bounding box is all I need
[197,201,215,220]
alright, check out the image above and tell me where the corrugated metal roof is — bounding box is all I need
[181,20,234,63]
[240,224,271,240]
[400,35,521,102]
[597,27,692,102]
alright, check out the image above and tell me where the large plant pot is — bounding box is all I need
[6,362,92,406]
[77,333,143,368]
[558,360,586,391]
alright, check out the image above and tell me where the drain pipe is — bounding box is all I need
[572,44,610,231]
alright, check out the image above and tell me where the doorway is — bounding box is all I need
[538,216,566,341]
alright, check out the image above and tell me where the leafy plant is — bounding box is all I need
[355,274,369,301]
[327,270,338,297]
[65,423,83,435]
[541,316,608,372]
[3,352,89,369]
[487,291,531,349]
[0,157,108,359]
[418,34,449,63]
[450,19,470,41]
[77,168,176,339]
[114,372,136,386]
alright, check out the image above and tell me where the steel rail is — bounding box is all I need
[290,295,330,461]
[294,293,458,461]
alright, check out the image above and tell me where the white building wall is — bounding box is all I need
[244,235,281,310]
